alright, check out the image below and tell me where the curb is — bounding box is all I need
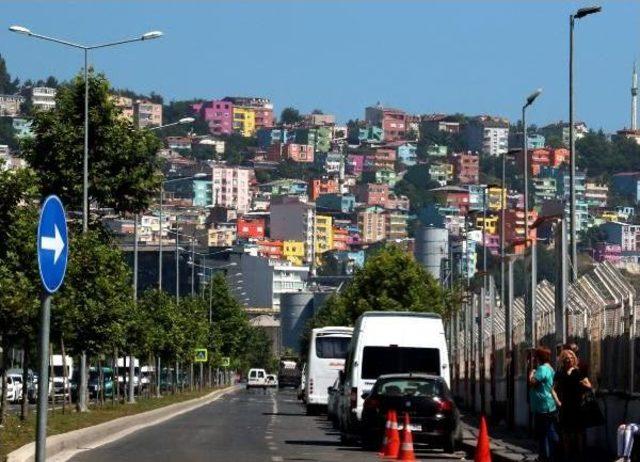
[7,385,240,462]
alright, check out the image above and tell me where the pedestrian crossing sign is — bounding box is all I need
[221,357,230,367]
[194,349,208,362]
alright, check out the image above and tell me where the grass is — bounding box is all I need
[0,387,224,461]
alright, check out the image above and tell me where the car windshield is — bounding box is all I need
[361,346,440,380]
[315,336,350,359]
[376,378,443,397]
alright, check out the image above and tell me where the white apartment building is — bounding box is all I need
[212,166,253,214]
[234,254,308,310]
[483,126,509,157]
[32,87,57,111]
[134,99,162,128]
[464,116,509,157]
[269,196,315,263]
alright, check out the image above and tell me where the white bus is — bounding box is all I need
[305,326,353,414]
[339,312,449,436]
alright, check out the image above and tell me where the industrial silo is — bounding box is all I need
[414,225,449,282]
[280,291,315,354]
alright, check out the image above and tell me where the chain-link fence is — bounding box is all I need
[449,261,637,429]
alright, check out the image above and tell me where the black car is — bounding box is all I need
[360,373,461,453]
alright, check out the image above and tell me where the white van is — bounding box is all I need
[247,368,267,388]
[339,312,449,435]
[305,326,353,414]
[51,355,73,399]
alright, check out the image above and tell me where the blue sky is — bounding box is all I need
[3,1,639,131]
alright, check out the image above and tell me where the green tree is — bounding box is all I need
[21,70,162,215]
[53,229,133,411]
[314,245,446,326]
[0,168,40,423]
[280,107,302,125]
[0,54,20,94]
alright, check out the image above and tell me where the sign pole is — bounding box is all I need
[35,195,69,462]
[35,293,52,462]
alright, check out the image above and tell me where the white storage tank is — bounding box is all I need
[414,225,448,282]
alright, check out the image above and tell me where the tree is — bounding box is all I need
[0,54,19,94]
[280,107,302,125]
[393,164,442,213]
[0,167,40,423]
[314,245,446,327]
[21,70,162,215]
[52,229,133,411]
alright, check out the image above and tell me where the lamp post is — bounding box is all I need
[157,173,208,291]
[9,26,163,235]
[569,6,601,281]
[148,117,195,131]
[522,88,542,349]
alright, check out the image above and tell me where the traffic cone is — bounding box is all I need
[379,409,400,458]
[397,412,416,461]
[474,415,491,462]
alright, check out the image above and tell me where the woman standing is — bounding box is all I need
[555,349,591,462]
[529,347,561,462]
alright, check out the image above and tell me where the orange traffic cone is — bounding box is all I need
[474,415,491,462]
[397,412,417,461]
[379,409,400,458]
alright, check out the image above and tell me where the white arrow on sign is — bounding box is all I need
[41,224,65,264]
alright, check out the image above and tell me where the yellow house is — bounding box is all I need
[315,215,333,256]
[601,211,619,222]
[283,240,306,266]
[487,186,507,211]
[475,214,499,235]
[233,107,256,137]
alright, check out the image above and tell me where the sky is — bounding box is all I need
[2,1,640,131]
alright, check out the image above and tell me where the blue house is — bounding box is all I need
[396,143,417,166]
[316,194,356,213]
[257,128,295,150]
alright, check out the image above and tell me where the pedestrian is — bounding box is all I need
[616,423,640,462]
[565,343,589,378]
[529,347,561,462]
[554,349,591,462]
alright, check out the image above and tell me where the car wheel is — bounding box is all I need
[360,431,380,451]
[443,431,457,454]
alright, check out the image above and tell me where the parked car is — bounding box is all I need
[2,373,21,403]
[247,368,267,389]
[265,374,278,388]
[339,312,450,440]
[327,377,341,425]
[277,360,301,389]
[359,373,461,452]
[50,355,73,400]
[297,363,307,402]
[305,326,353,415]
[88,367,114,399]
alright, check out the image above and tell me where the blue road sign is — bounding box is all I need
[37,195,68,294]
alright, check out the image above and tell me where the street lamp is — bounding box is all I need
[522,88,542,350]
[157,173,208,292]
[9,26,163,235]
[569,6,601,281]
[148,117,195,131]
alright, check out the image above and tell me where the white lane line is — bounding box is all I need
[271,457,284,462]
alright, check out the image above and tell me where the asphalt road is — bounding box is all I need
[70,388,469,462]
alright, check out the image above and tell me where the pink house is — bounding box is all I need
[592,242,622,263]
[192,100,234,135]
[346,154,365,176]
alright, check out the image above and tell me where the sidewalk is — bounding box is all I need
[460,415,613,462]
[460,415,537,462]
